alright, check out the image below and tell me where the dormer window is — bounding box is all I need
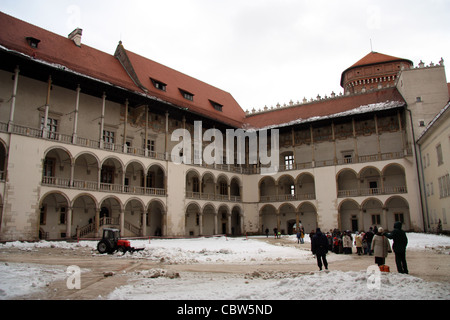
[150,78,166,91]
[179,89,194,101]
[209,100,223,112]
[26,37,40,48]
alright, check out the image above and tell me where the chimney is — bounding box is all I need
[68,28,83,47]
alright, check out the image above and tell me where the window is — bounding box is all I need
[192,177,200,193]
[101,166,114,184]
[209,100,223,112]
[394,213,404,224]
[290,184,295,196]
[150,78,166,91]
[284,154,294,170]
[40,206,47,225]
[59,207,67,225]
[26,37,40,48]
[220,182,227,195]
[438,174,450,198]
[371,214,381,225]
[436,144,443,166]
[144,139,155,152]
[40,116,58,139]
[103,130,115,143]
[179,89,194,101]
[43,158,55,177]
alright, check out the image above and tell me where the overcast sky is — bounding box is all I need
[1,0,449,111]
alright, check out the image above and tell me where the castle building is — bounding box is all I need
[0,11,449,241]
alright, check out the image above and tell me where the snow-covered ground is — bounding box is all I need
[0,233,449,300]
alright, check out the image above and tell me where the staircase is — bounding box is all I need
[76,217,141,238]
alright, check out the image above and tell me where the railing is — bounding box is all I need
[72,179,98,191]
[337,185,407,198]
[124,220,141,235]
[259,193,316,202]
[0,121,413,176]
[77,223,95,238]
[42,175,166,197]
[185,191,241,202]
[76,218,141,238]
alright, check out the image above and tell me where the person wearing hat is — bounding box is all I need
[311,227,329,271]
[371,227,392,266]
[384,221,409,274]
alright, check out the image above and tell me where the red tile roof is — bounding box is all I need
[0,11,138,92]
[0,11,409,131]
[349,52,412,69]
[340,52,413,87]
[244,88,406,129]
[120,47,246,128]
[0,11,246,127]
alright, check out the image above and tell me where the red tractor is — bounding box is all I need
[97,228,144,254]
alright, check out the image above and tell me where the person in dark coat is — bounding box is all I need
[384,221,409,274]
[311,228,328,271]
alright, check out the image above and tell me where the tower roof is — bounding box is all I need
[341,52,413,87]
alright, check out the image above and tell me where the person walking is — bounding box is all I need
[363,227,374,255]
[384,221,409,274]
[300,227,305,244]
[311,228,328,271]
[296,229,301,244]
[354,231,363,255]
[371,227,392,266]
[343,231,352,254]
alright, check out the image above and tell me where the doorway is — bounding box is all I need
[351,216,358,232]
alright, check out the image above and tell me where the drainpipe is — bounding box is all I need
[405,107,428,232]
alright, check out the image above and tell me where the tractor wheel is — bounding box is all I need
[117,246,127,254]
[97,240,111,254]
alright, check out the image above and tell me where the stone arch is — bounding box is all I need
[185,202,202,236]
[147,199,166,237]
[362,197,384,230]
[124,197,146,236]
[73,152,100,189]
[231,205,243,236]
[259,204,278,235]
[124,161,146,192]
[382,163,407,194]
[259,176,276,201]
[279,202,296,234]
[297,201,318,234]
[42,147,73,185]
[338,198,361,232]
[359,166,382,195]
[337,168,359,197]
[100,156,124,187]
[201,171,216,196]
[202,202,217,235]
[385,196,411,231]
[39,191,71,240]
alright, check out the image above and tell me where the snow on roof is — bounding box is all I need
[253,100,405,130]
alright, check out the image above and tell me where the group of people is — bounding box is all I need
[310,221,409,274]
